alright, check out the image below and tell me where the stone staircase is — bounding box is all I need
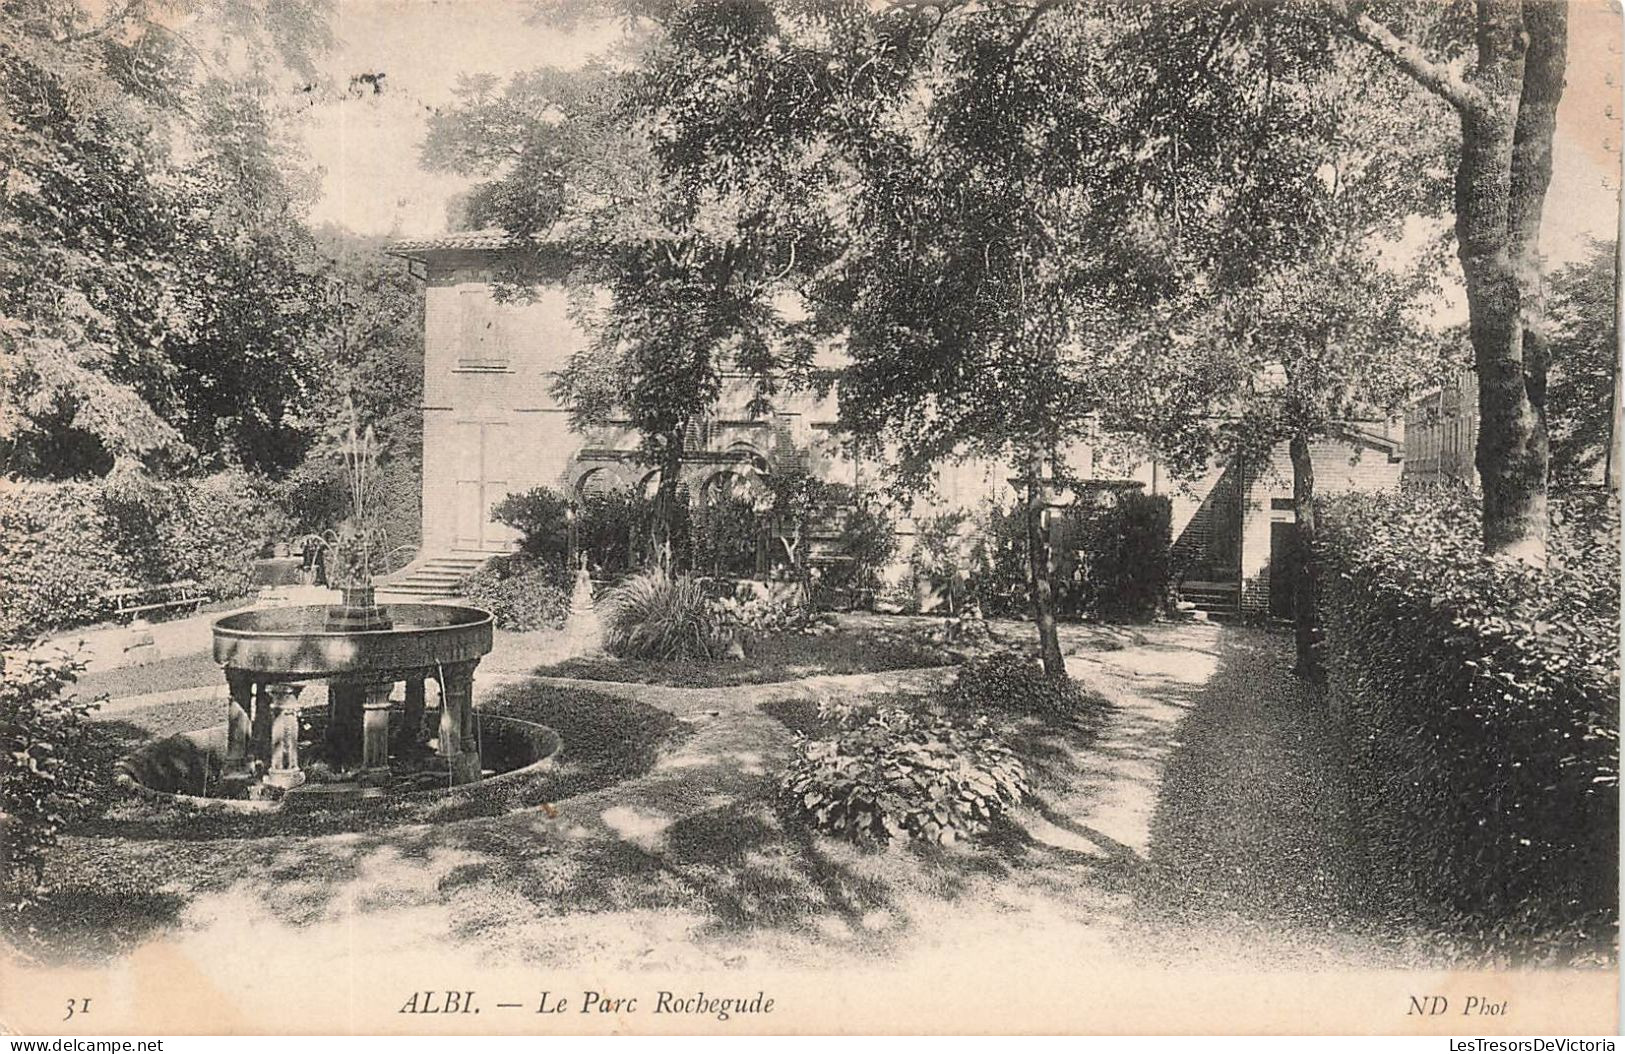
[376,550,496,602]
[1176,580,1240,621]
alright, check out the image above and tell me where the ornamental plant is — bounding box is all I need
[1,645,100,905]
[781,701,1028,845]
[601,570,732,660]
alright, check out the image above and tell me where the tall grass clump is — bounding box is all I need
[601,570,729,660]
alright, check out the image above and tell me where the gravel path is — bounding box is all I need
[1123,626,1443,968]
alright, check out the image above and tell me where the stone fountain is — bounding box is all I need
[209,404,495,794]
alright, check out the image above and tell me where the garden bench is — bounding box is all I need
[102,579,206,622]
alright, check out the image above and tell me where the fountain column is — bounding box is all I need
[250,682,275,765]
[437,660,481,785]
[225,670,254,772]
[265,685,306,790]
[401,675,427,752]
[361,683,393,782]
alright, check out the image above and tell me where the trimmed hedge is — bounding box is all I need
[1318,486,1619,927]
[0,470,289,642]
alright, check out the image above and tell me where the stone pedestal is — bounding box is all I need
[225,670,254,773]
[265,684,306,790]
[401,675,427,753]
[437,660,482,786]
[360,684,393,784]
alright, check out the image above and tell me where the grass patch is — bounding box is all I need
[75,653,222,700]
[536,624,956,687]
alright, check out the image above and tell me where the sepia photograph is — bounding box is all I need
[0,0,1619,1037]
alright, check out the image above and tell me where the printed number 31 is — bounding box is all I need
[64,997,91,1020]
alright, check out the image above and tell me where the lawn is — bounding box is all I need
[73,652,223,701]
[533,620,964,687]
[8,652,1120,970]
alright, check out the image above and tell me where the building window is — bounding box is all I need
[455,288,511,372]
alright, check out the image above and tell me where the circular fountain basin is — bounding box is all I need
[116,714,561,808]
[213,603,493,681]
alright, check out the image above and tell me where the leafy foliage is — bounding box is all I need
[601,570,733,660]
[1545,239,1620,490]
[461,557,572,632]
[691,489,761,577]
[710,580,816,639]
[1318,486,1619,921]
[821,501,898,600]
[0,471,289,642]
[491,486,573,565]
[781,700,1028,845]
[948,651,1105,721]
[0,0,337,478]
[1,644,100,904]
[1072,492,1172,622]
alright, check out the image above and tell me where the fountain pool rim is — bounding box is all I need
[115,712,561,815]
[212,602,494,680]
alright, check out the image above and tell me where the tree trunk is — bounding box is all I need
[1337,0,1567,564]
[1288,432,1323,683]
[654,429,686,570]
[1024,463,1066,681]
[1608,210,1623,492]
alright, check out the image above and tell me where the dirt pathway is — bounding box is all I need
[14,621,1449,982]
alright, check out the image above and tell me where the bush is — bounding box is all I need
[491,486,571,564]
[691,492,761,577]
[780,700,1028,844]
[1318,485,1619,924]
[949,650,1104,719]
[461,557,572,631]
[818,503,898,602]
[1,645,100,904]
[1076,491,1171,621]
[962,493,1171,622]
[0,470,288,642]
[602,570,733,660]
[711,579,814,638]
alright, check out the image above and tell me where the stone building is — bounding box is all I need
[383,229,1404,616]
[1159,430,1405,618]
[1403,367,1479,486]
[380,229,1025,597]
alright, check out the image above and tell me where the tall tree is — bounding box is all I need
[1543,238,1620,489]
[0,0,336,479]
[1319,0,1572,563]
[1126,17,1453,678]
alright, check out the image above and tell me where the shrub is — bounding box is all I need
[602,570,732,659]
[1,645,100,904]
[949,650,1105,719]
[691,492,761,577]
[491,486,571,564]
[1318,485,1619,925]
[819,503,898,601]
[0,470,287,642]
[1076,491,1171,621]
[780,701,1028,844]
[711,580,814,638]
[461,557,572,631]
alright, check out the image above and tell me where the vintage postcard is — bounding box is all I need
[1,0,1619,1036]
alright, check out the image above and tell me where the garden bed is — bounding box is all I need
[535,621,962,687]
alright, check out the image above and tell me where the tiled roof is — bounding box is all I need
[388,228,521,254]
